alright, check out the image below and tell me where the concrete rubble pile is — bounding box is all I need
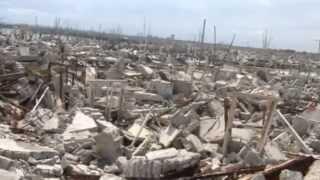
[0,27,320,180]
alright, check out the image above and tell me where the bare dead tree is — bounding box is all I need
[262,29,272,49]
[54,17,61,35]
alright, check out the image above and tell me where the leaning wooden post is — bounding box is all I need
[222,96,236,158]
[59,68,64,102]
[65,65,69,84]
[117,86,125,121]
[88,82,94,107]
[258,97,277,154]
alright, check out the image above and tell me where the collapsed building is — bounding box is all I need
[0,27,320,180]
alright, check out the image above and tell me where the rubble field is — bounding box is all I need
[1,27,320,180]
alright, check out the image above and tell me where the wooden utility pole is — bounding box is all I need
[211,25,217,65]
[201,19,206,45]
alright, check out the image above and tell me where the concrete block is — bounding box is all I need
[146,148,178,160]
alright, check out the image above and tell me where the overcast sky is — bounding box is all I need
[1,0,320,52]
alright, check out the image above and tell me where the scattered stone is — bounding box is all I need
[159,125,181,147]
[43,115,60,132]
[305,160,320,180]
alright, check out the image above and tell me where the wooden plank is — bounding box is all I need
[222,97,236,158]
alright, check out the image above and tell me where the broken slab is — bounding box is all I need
[134,91,164,102]
[232,128,256,144]
[100,173,123,180]
[65,164,103,176]
[65,111,97,133]
[43,114,60,132]
[199,116,224,143]
[120,149,200,179]
[185,134,204,153]
[0,139,58,160]
[146,148,178,160]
